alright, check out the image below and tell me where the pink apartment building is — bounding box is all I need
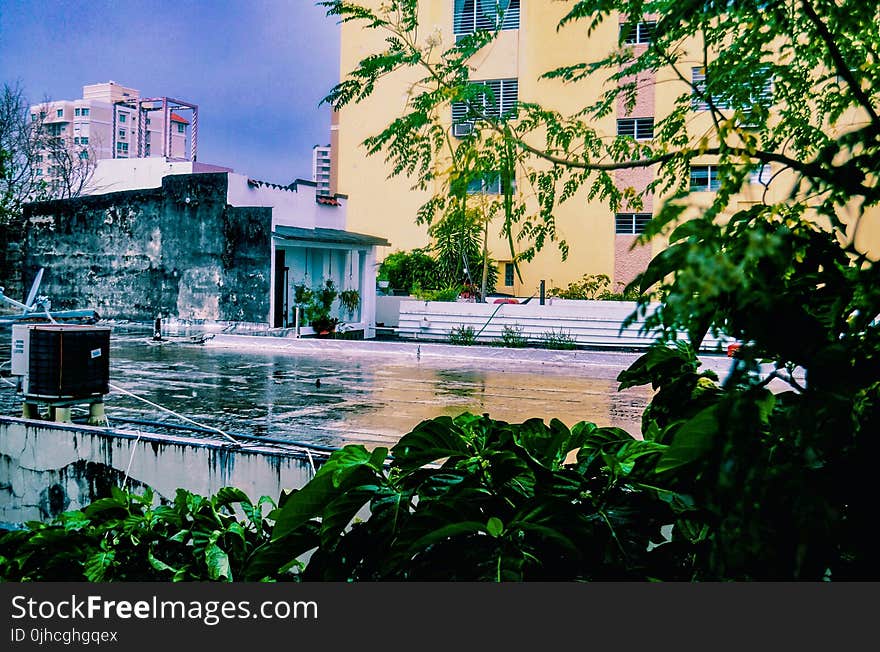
[30,81,195,183]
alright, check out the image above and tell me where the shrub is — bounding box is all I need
[541,328,577,350]
[448,324,476,345]
[413,283,462,302]
[498,324,528,348]
[548,274,640,301]
[378,249,439,293]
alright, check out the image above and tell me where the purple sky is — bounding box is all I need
[0,0,341,185]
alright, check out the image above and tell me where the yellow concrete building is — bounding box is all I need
[334,1,879,296]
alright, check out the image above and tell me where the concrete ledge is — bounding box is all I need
[0,415,325,523]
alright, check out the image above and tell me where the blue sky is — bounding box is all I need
[0,0,341,185]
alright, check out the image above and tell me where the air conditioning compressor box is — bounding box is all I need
[12,324,111,400]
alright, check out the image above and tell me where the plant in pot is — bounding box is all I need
[306,279,339,336]
[339,288,360,320]
[291,282,314,327]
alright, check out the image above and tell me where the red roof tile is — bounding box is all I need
[316,196,340,206]
[170,112,189,124]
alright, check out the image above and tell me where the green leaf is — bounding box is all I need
[655,404,720,473]
[272,448,383,541]
[408,521,488,551]
[213,487,252,508]
[205,543,231,581]
[392,416,472,471]
[148,549,179,575]
[84,549,115,582]
[486,517,504,537]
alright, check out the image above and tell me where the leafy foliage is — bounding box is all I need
[378,248,439,293]
[0,486,281,582]
[294,278,340,333]
[498,324,528,347]
[540,328,578,350]
[448,324,477,345]
[549,274,640,301]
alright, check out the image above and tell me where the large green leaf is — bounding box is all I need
[205,541,231,581]
[392,416,472,471]
[319,483,381,545]
[513,418,574,469]
[655,404,721,473]
[408,521,488,551]
[84,549,115,582]
[272,447,385,541]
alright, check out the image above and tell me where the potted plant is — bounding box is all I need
[339,288,360,319]
[305,279,339,336]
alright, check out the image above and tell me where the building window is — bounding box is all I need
[452,78,518,136]
[146,117,151,125]
[56,108,63,117]
[466,171,514,195]
[119,129,126,138]
[79,150,89,159]
[36,168,42,176]
[454,0,520,37]
[750,164,771,185]
[81,108,90,116]
[116,142,129,153]
[615,213,652,235]
[690,165,720,191]
[80,136,89,144]
[504,262,515,287]
[119,113,126,123]
[74,108,81,117]
[177,122,185,133]
[617,117,654,139]
[621,21,656,44]
[31,113,36,122]
[73,137,80,145]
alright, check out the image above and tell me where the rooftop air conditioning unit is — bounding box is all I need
[453,121,474,138]
[10,324,111,400]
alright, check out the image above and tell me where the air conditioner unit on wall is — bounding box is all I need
[453,121,474,138]
[10,324,111,400]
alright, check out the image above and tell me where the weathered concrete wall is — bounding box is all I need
[0,416,320,524]
[20,173,271,323]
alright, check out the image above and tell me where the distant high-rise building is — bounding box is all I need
[312,144,332,196]
[30,81,197,188]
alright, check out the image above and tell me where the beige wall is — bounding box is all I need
[336,2,879,296]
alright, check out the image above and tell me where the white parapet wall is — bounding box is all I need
[397,299,734,351]
[0,416,323,524]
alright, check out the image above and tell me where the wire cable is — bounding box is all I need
[108,381,240,446]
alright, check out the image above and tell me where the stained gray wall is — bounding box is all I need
[20,173,272,323]
[0,416,319,524]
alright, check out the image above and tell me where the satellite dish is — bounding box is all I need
[24,268,44,311]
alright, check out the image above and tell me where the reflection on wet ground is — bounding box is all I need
[0,332,654,450]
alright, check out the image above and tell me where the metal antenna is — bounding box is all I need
[24,268,44,311]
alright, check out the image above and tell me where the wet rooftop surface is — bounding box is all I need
[0,329,738,450]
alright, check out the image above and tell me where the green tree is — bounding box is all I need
[321,0,880,578]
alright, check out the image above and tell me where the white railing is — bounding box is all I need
[396,299,734,352]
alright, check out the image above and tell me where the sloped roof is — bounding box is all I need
[274,225,389,247]
[170,112,189,124]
